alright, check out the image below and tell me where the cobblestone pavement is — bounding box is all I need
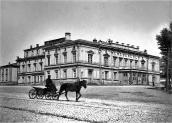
[0,92,172,123]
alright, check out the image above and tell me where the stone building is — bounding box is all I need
[0,63,19,85]
[16,33,160,86]
[16,44,45,85]
[44,33,160,86]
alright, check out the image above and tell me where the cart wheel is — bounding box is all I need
[29,89,36,99]
[36,94,44,99]
[45,93,51,100]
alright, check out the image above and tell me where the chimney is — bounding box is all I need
[30,45,32,49]
[116,42,119,44]
[136,46,139,49]
[93,38,97,43]
[121,43,124,46]
[36,44,39,47]
[65,32,71,40]
[127,44,130,46]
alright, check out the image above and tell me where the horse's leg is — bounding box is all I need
[77,92,82,101]
[76,92,78,101]
[57,91,61,100]
[65,91,69,101]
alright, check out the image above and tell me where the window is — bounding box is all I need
[55,54,58,64]
[64,54,67,63]
[104,57,108,66]
[88,54,93,63]
[124,59,128,66]
[40,76,43,82]
[105,71,108,80]
[123,73,128,77]
[73,69,76,78]
[47,71,50,75]
[28,64,31,72]
[64,69,67,79]
[73,53,76,63]
[135,60,138,67]
[113,57,117,66]
[28,76,31,82]
[34,63,37,71]
[119,58,122,66]
[55,70,58,79]
[47,56,50,66]
[114,72,117,80]
[152,62,155,71]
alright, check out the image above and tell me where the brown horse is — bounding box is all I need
[57,80,87,101]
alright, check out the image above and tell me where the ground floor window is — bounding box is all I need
[113,72,117,80]
[105,71,108,80]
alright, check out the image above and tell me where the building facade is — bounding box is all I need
[0,63,19,85]
[16,33,160,86]
[16,44,45,85]
[44,33,160,86]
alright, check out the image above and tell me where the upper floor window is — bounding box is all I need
[54,54,58,64]
[141,58,145,68]
[135,60,138,67]
[124,58,128,66]
[104,57,109,66]
[73,53,76,63]
[88,54,93,63]
[152,62,155,71]
[64,54,67,63]
[119,58,123,66]
[113,57,117,66]
[47,56,50,66]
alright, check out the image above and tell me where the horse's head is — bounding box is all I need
[80,80,87,89]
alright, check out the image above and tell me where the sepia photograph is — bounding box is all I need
[0,0,172,122]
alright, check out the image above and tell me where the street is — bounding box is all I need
[0,86,172,122]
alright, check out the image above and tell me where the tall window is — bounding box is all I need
[6,69,8,81]
[152,62,155,71]
[113,57,117,66]
[64,54,67,63]
[119,58,122,66]
[34,63,37,71]
[104,57,109,66]
[64,69,67,79]
[135,60,138,68]
[55,70,58,79]
[73,69,76,78]
[47,56,50,66]
[40,76,42,82]
[73,53,76,63]
[124,59,128,66]
[105,71,108,80]
[28,76,31,83]
[55,54,58,64]
[114,72,117,80]
[88,54,93,63]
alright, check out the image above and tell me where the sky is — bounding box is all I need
[0,0,172,66]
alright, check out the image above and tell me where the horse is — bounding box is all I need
[57,80,87,101]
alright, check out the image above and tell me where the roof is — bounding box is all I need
[0,63,19,68]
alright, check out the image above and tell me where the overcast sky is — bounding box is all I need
[0,0,172,66]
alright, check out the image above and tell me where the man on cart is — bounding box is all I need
[45,75,57,94]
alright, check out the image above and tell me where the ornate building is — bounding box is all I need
[16,33,160,86]
[0,63,19,85]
